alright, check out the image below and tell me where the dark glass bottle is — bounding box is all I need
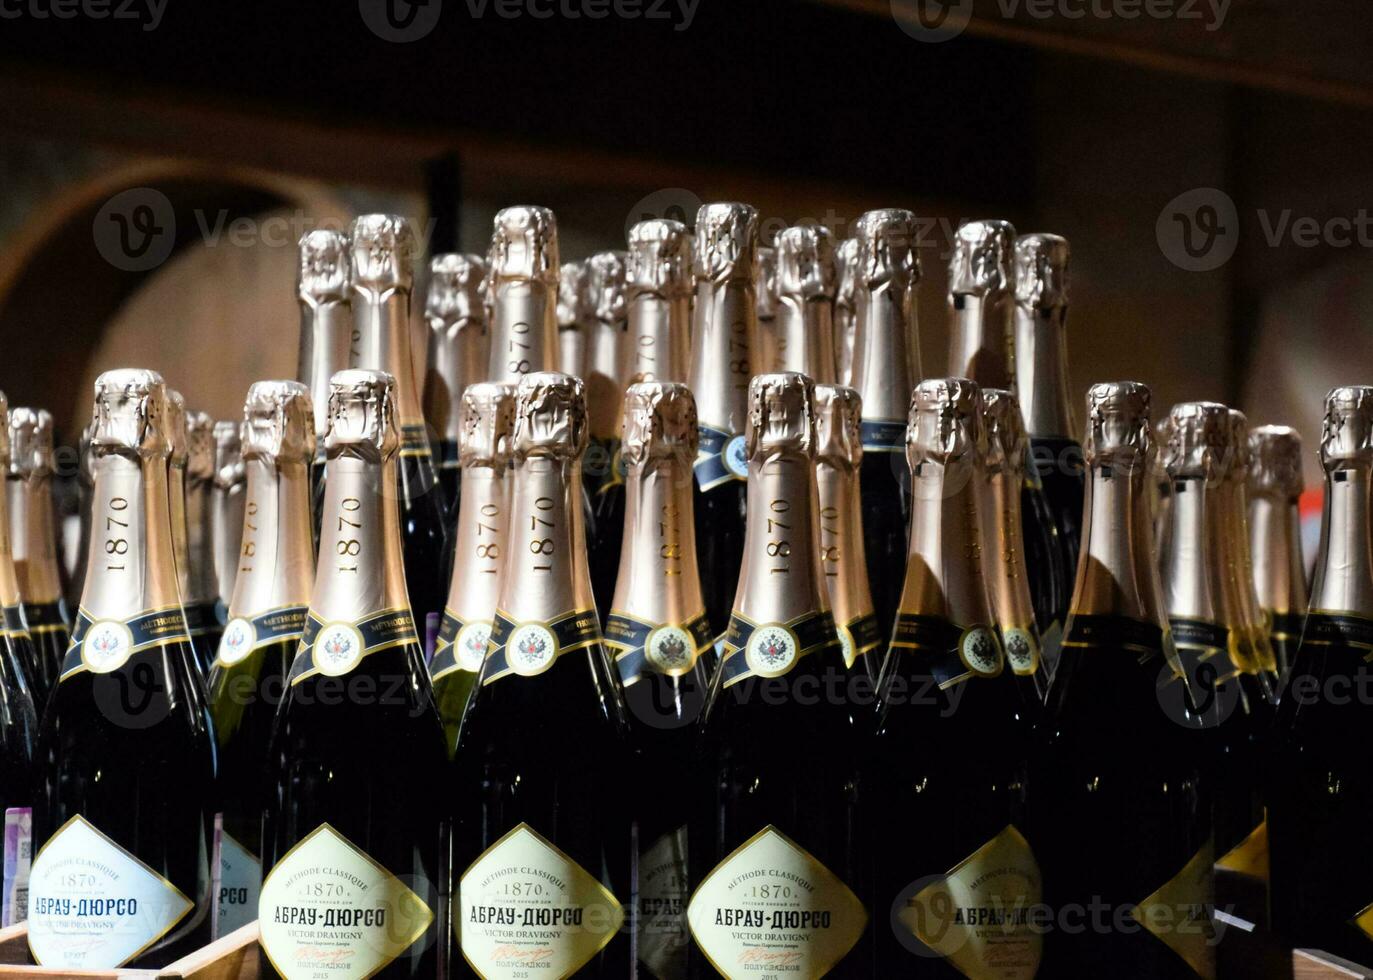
[982,388,1051,704]
[452,372,632,979]
[687,373,867,980]
[689,203,758,644]
[1248,424,1309,676]
[585,250,631,624]
[1014,232,1084,668]
[0,392,39,930]
[1159,402,1277,930]
[605,382,712,979]
[424,252,490,516]
[205,381,315,939]
[1035,381,1215,979]
[1269,386,1373,963]
[210,419,245,626]
[431,382,515,757]
[868,378,1041,978]
[350,215,450,655]
[851,209,920,647]
[296,228,354,547]
[259,369,447,978]
[7,408,70,705]
[28,369,215,969]
[949,220,1071,664]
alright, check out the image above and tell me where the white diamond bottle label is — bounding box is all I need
[26,815,194,969]
[687,825,867,979]
[639,826,689,980]
[458,823,625,979]
[211,818,260,938]
[258,823,434,979]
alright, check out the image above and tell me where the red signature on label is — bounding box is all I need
[294,946,357,964]
[491,944,557,963]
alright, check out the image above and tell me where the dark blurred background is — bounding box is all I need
[1,0,1371,505]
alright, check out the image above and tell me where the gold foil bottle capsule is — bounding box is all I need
[1083,381,1153,470]
[8,408,63,612]
[1319,385,1373,466]
[349,214,427,430]
[746,372,816,460]
[1013,233,1074,440]
[774,225,838,382]
[94,369,170,456]
[459,383,517,469]
[1163,401,1233,484]
[488,207,560,383]
[557,259,590,380]
[425,252,491,456]
[7,408,53,480]
[326,369,399,458]
[244,381,316,466]
[491,206,560,286]
[833,237,860,387]
[694,203,759,286]
[626,220,693,384]
[689,202,760,436]
[1249,425,1304,501]
[513,372,589,460]
[297,229,353,451]
[621,381,698,467]
[852,208,921,424]
[948,219,1016,390]
[187,411,215,487]
[907,377,985,470]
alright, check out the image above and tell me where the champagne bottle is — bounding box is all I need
[452,372,632,979]
[1035,381,1214,979]
[557,259,590,380]
[1269,386,1373,962]
[259,369,447,978]
[852,208,920,646]
[211,420,245,624]
[774,224,838,383]
[185,411,223,660]
[833,238,858,388]
[687,372,866,979]
[29,369,215,969]
[206,381,315,939]
[868,378,1041,977]
[1154,417,1176,565]
[754,244,780,373]
[950,221,1071,658]
[625,218,692,384]
[689,202,758,642]
[814,384,880,681]
[297,228,353,517]
[0,393,39,929]
[431,382,515,756]
[982,388,1050,700]
[603,382,712,979]
[166,392,212,678]
[424,252,490,512]
[1159,402,1275,925]
[1248,424,1308,674]
[486,205,559,384]
[586,250,631,622]
[7,408,69,703]
[349,215,450,652]
[1014,233,1084,623]
[64,423,94,614]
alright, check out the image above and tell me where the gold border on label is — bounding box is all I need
[259,822,435,980]
[456,821,626,980]
[482,609,600,684]
[27,814,195,968]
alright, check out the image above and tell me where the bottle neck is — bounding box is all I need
[833,306,855,385]
[816,455,873,624]
[80,452,182,619]
[985,464,1037,630]
[185,474,218,604]
[775,296,837,383]
[489,279,557,384]
[688,280,756,434]
[852,281,917,422]
[300,298,355,446]
[1310,465,1373,616]
[627,293,690,384]
[426,314,487,444]
[212,477,244,609]
[229,457,314,618]
[948,293,1012,390]
[558,326,587,381]
[587,317,629,440]
[310,452,411,620]
[1249,490,1307,614]
[611,450,704,624]
[445,462,510,622]
[499,455,596,620]
[1071,461,1165,623]
[734,452,828,624]
[353,285,424,427]
[8,472,62,603]
[900,456,993,626]
[169,460,192,601]
[1013,304,1075,439]
[0,474,21,606]
[1160,477,1231,625]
